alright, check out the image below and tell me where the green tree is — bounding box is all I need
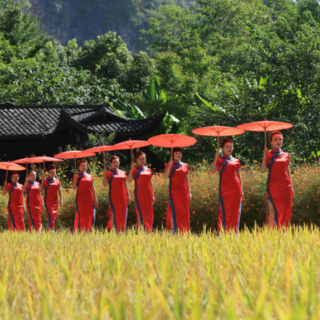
[73,32,154,94]
[141,0,320,162]
[0,1,122,105]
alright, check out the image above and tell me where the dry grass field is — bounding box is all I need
[0,227,319,319]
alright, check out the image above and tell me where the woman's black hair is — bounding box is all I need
[28,170,36,176]
[269,130,283,142]
[221,139,233,148]
[78,160,87,166]
[136,151,146,158]
[172,147,183,154]
[11,171,19,178]
[109,155,119,164]
[47,164,56,172]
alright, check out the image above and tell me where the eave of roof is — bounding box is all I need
[0,103,165,139]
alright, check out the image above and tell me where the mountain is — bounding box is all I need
[25,0,194,51]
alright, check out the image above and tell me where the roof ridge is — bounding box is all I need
[0,103,105,109]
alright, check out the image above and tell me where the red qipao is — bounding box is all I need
[26,181,42,232]
[132,165,153,232]
[43,178,61,231]
[165,161,190,233]
[74,173,96,232]
[266,149,293,228]
[106,169,128,232]
[5,183,25,231]
[216,156,242,233]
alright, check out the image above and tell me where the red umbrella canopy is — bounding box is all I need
[12,156,46,174]
[112,139,150,163]
[148,134,197,149]
[54,150,96,169]
[192,125,245,137]
[85,145,115,153]
[54,150,96,159]
[237,119,293,148]
[0,162,26,171]
[31,155,63,163]
[237,119,293,132]
[112,139,150,150]
[192,125,245,151]
[31,155,63,171]
[84,145,115,168]
[12,156,45,164]
[0,162,26,181]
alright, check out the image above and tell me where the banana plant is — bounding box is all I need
[195,93,226,112]
[142,76,167,103]
[106,98,145,120]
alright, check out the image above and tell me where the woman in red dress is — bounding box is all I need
[210,139,243,233]
[163,147,192,234]
[261,131,294,228]
[40,164,63,231]
[127,151,155,232]
[22,170,43,232]
[72,160,98,232]
[2,171,25,231]
[103,155,130,232]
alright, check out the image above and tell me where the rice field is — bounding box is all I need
[1,227,320,319]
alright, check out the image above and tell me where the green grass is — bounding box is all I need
[0,227,320,319]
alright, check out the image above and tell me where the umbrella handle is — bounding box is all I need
[264,128,267,149]
[217,133,220,152]
[103,151,106,169]
[74,157,77,174]
[43,161,45,173]
[26,163,28,175]
[5,169,8,182]
[130,148,134,164]
[171,143,173,160]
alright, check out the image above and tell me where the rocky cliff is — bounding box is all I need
[25,0,194,52]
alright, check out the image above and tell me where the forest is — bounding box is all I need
[1,0,320,164]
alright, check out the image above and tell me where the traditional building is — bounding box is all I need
[0,103,164,163]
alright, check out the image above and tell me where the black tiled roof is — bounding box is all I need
[0,103,165,138]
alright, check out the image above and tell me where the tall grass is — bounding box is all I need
[0,162,320,231]
[0,227,320,319]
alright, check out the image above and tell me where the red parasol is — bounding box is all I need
[0,162,26,181]
[148,134,197,158]
[192,125,245,151]
[85,145,115,168]
[112,139,150,163]
[54,150,96,171]
[237,119,293,148]
[12,156,46,174]
[31,155,63,172]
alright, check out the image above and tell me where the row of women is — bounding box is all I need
[2,130,294,233]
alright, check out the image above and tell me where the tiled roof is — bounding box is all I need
[0,103,165,138]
